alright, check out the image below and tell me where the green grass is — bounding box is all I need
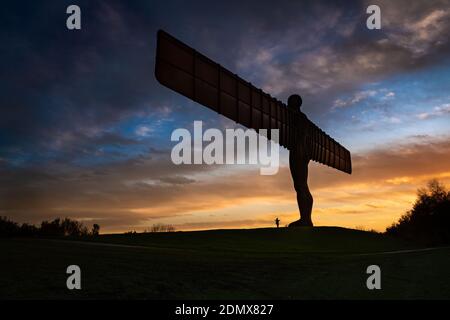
[1,227,450,299]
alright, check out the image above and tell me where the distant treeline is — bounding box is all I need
[124,223,176,234]
[386,180,450,245]
[0,217,100,238]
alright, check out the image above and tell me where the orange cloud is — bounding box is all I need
[1,136,449,233]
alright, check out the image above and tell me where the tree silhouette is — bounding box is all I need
[92,223,100,236]
[149,223,176,233]
[386,179,450,245]
[0,217,97,238]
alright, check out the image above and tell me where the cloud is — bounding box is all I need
[227,0,450,120]
[416,103,450,120]
[376,0,450,57]
[333,90,378,109]
[2,0,449,157]
[0,0,170,155]
[1,133,449,232]
[1,0,450,232]
[135,125,154,137]
[174,218,277,231]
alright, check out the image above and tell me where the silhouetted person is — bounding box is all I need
[275,217,280,228]
[287,94,313,227]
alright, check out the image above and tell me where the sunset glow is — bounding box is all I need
[1,0,449,233]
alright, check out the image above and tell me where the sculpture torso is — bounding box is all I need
[291,111,311,163]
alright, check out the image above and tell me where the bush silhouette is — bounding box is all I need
[148,223,176,233]
[0,216,20,237]
[386,179,450,245]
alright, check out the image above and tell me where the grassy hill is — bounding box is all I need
[1,227,450,299]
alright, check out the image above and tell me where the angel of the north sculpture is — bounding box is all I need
[154,30,352,227]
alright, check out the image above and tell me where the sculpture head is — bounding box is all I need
[287,94,302,111]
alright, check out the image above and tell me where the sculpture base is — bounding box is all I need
[288,219,313,227]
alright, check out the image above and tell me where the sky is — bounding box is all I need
[1,0,450,233]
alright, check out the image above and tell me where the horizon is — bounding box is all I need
[1,0,450,233]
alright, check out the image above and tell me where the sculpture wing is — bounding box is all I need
[155,29,351,174]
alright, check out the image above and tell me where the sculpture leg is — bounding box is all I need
[296,181,313,225]
[289,153,313,227]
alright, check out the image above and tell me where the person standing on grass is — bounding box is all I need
[275,217,280,228]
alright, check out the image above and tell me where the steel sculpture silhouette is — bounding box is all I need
[155,30,352,226]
